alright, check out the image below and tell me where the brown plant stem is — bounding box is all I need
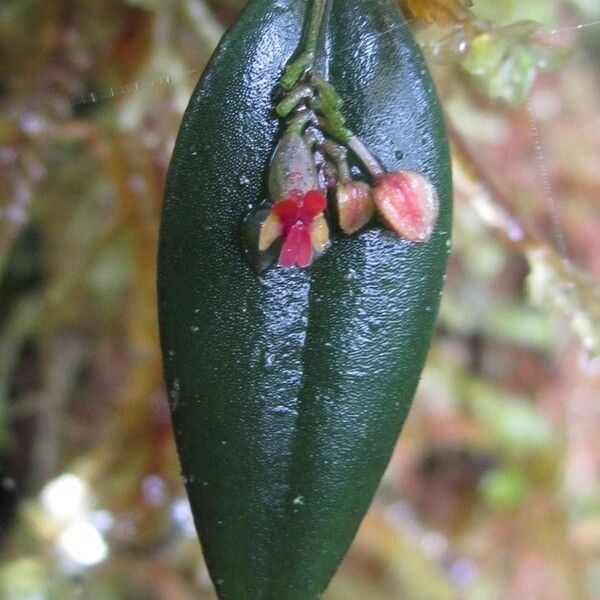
[447,120,536,250]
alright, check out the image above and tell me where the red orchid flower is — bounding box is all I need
[259,189,329,268]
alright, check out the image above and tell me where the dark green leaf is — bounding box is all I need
[158,0,452,597]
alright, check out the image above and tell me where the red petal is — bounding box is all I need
[301,189,327,221]
[273,197,301,226]
[278,224,313,268]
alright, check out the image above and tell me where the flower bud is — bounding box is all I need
[373,171,439,243]
[336,181,374,235]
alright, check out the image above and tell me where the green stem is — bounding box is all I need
[311,75,343,111]
[276,0,386,183]
[286,111,313,135]
[275,84,313,117]
[280,0,329,90]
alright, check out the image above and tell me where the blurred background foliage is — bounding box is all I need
[1,0,600,598]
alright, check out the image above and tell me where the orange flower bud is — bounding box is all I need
[337,181,374,234]
[373,171,439,243]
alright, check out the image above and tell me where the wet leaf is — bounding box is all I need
[159,0,452,597]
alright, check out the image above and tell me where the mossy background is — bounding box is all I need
[1,0,600,598]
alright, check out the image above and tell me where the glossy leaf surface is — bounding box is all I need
[158,0,452,597]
